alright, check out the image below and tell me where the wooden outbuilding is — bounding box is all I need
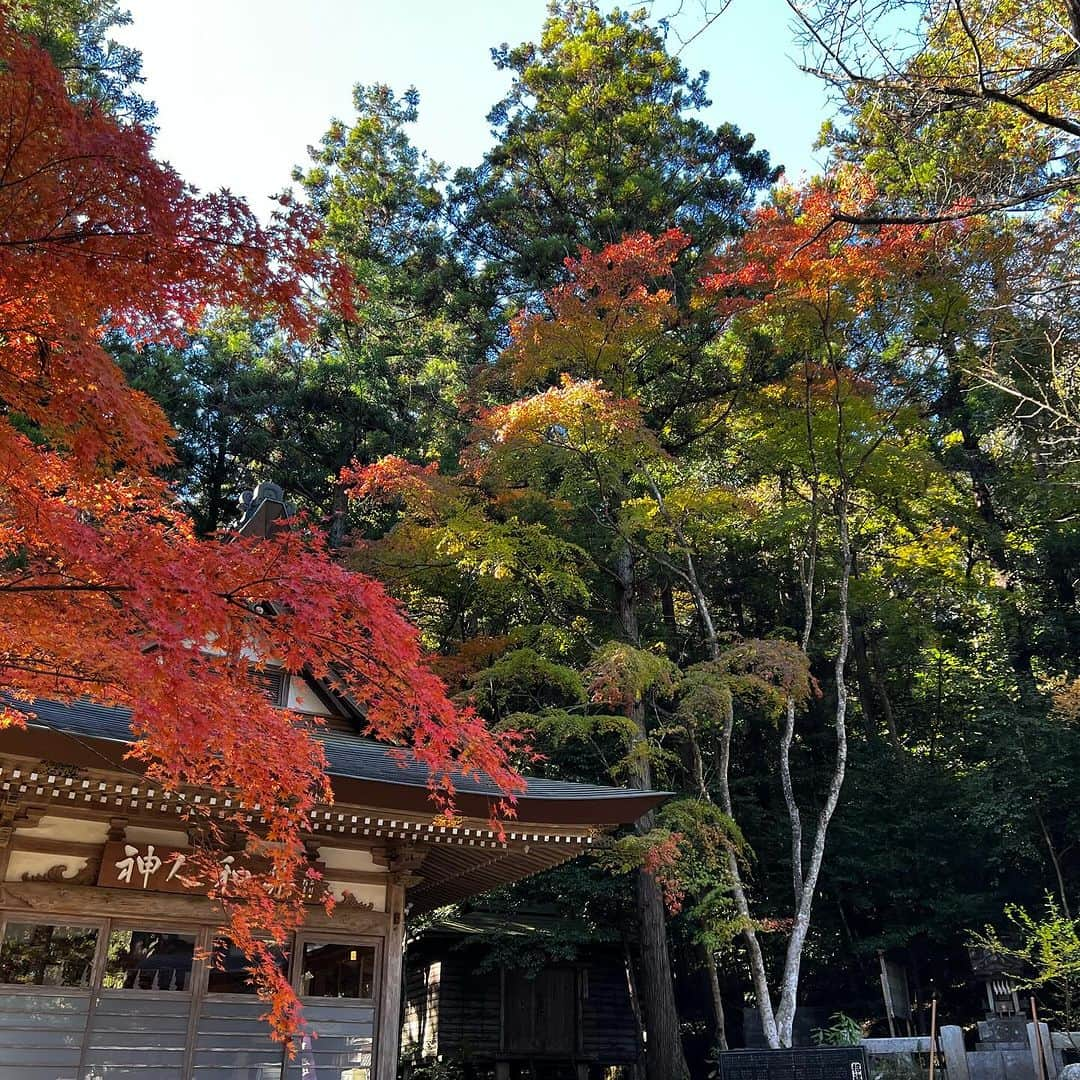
[403,913,642,1080]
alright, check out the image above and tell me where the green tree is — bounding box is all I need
[449,0,776,297]
[794,0,1080,218]
[130,85,487,537]
[114,314,281,535]
[290,83,491,540]
[10,0,154,123]
[348,183,964,1055]
[971,896,1080,1031]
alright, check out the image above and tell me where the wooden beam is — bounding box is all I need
[320,866,388,885]
[0,880,391,934]
[0,754,600,844]
[9,835,103,858]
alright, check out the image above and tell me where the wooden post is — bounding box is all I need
[376,877,407,1080]
[880,952,897,1038]
[0,826,12,883]
[1029,996,1055,1080]
[928,997,939,1080]
[1033,997,1048,1080]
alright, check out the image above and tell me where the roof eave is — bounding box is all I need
[1,722,667,827]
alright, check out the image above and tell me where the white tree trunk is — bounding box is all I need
[716,685,781,1046]
[642,462,852,1050]
[775,493,853,1047]
[780,517,816,903]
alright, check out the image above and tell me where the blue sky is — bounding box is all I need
[116,1,834,219]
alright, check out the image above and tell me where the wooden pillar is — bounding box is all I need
[0,823,13,883]
[376,876,407,1080]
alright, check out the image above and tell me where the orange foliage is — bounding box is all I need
[430,636,515,691]
[0,18,519,1042]
[341,455,467,520]
[701,171,949,319]
[505,230,689,386]
[0,17,353,472]
[642,831,686,914]
[467,374,660,481]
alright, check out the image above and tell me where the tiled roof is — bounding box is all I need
[10,698,663,805]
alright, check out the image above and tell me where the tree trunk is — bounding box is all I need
[614,543,690,1080]
[774,490,853,1048]
[851,618,900,747]
[642,479,781,1047]
[1035,805,1072,919]
[868,635,899,747]
[717,687,781,1047]
[202,421,232,536]
[327,479,350,550]
[641,462,849,1050]
[852,620,877,733]
[634,855,688,1080]
[699,940,729,1052]
[683,723,729,1054]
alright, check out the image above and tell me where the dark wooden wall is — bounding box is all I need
[579,962,640,1063]
[402,941,640,1067]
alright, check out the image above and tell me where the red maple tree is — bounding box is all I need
[0,15,521,1038]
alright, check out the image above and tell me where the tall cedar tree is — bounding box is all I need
[448,0,777,298]
[127,83,488,536]
[443,8,775,1072]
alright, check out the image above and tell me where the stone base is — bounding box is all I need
[967,1048,1036,1080]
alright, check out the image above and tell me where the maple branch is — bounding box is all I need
[783,176,1080,259]
[0,581,133,592]
[0,659,122,686]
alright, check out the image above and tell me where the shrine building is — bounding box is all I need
[0,485,664,1080]
[0,696,661,1080]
